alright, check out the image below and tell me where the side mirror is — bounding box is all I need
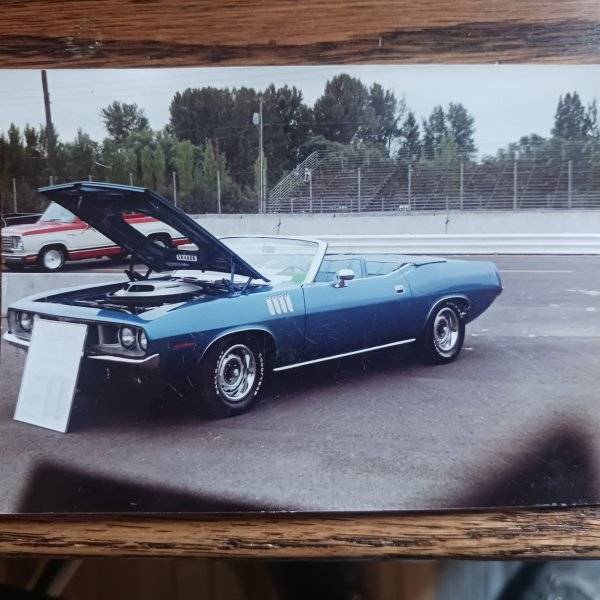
[333,268,355,288]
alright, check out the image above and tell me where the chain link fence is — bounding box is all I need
[267,151,600,213]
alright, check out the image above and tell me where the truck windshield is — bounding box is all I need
[39,202,77,223]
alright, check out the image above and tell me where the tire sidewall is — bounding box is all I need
[418,303,465,364]
[199,338,266,417]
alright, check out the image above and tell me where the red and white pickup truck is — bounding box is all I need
[1,201,187,271]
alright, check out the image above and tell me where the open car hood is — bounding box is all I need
[38,182,268,280]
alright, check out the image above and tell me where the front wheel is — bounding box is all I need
[39,246,66,272]
[416,303,465,364]
[194,337,266,418]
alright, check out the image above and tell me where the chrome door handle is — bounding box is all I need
[394,285,404,294]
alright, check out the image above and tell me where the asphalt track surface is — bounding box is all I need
[1,255,600,513]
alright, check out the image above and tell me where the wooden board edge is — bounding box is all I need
[0,508,598,559]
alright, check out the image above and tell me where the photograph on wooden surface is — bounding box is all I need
[1,65,599,514]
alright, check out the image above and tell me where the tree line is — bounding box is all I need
[1,75,598,213]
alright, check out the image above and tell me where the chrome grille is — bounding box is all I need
[1,236,14,251]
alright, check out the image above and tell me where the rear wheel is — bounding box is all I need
[416,303,465,364]
[39,246,66,272]
[194,336,266,418]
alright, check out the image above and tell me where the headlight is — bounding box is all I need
[119,326,136,348]
[17,311,33,332]
[14,237,24,251]
[137,330,148,351]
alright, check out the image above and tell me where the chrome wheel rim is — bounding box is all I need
[217,344,256,403]
[43,249,63,270]
[433,307,460,356]
[152,238,167,248]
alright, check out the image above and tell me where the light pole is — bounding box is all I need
[253,96,264,213]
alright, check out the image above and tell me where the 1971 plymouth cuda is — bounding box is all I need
[4,182,502,417]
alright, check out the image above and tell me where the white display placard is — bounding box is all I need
[14,318,88,433]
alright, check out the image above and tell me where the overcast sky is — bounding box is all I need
[1,65,598,157]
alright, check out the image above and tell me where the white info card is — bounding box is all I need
[14,317,88,433]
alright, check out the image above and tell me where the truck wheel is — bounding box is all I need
[149,234,172,248]
[39,246,66,272]
[195,337,266,418]
[416,303,465,364]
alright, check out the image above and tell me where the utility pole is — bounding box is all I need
[407,164,412,211]
[253,97,265,213]
[12,177,17,213]
[357,168,361,212]
[259,96,264,213]
[172,171,177,207]
[216,170,222,214]
[459,161,464,209]
[567,159,573,209]
[41,70,55,170]
[513,159,518,210]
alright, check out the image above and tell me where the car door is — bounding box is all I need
[64,217,114,255]
[301,255,414,361]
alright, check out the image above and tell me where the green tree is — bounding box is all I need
[313,74,371,144]
[174,140,197,203]
[365,83,403,151]
[140,146,154,188]
[421,106,447,159]
[152,145,166,192]
[262,84,312,182]
[101,101,149,142]
[397,111,421,161]
[64,129,98,180]
[190,140,247,213]
[169,86,259,187]
[552,92,594,140]
[446,102,476,158]
[435,135,460,164]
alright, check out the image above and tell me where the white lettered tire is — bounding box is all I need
[196,336,266,418]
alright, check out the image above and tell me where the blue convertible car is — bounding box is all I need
[4,182,502,417]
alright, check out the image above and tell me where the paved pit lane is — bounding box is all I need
[1,255,600,512]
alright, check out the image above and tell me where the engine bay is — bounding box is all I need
[38,276,244,314]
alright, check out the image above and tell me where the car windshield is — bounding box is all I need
[39,202,77,223]
[222,237,320,283]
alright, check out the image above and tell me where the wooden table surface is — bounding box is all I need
[1,0,600,559]
[1,0,600,66]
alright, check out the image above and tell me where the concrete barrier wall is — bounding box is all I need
[324,233,600,255]
[192,210,600,237]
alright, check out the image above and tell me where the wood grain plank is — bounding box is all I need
[1,0,600,66]
[0,508,599,559]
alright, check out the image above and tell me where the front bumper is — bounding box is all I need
[2,331,160,370]
[2,252,37,266]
